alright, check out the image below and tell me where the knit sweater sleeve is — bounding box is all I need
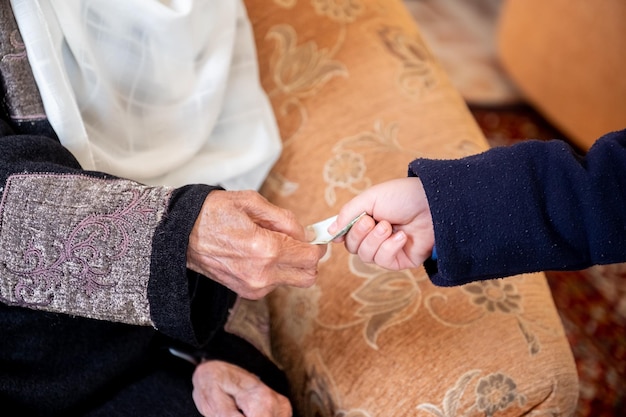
[409,129,626,287]
[0,120,234,346]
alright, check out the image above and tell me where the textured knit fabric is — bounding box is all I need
[411,129,626,286]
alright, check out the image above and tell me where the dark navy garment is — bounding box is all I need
[410,129,626,287]
[0,120,292,416]
[0,3,293,414]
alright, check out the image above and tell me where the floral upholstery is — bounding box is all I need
[243,0,579,415]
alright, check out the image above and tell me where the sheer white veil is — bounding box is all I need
[11,0,281,190]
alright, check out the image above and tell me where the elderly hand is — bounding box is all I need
[187,190,326,299]
[329,177,435,270]
[192,360,292,417]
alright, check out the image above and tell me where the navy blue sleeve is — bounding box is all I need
[410,129,626,286]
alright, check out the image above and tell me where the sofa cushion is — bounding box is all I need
[244,0,579,415]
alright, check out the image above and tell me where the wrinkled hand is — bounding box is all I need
[329,177,435,270]
[187,190,326,299]
[192,360,292,417]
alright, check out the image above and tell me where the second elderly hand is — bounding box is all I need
[306,212,367,245]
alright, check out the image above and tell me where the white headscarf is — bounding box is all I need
[10,0,281,190]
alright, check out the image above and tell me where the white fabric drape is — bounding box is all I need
[11,0,281,190]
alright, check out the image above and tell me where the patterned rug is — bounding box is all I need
[469,104,626,417]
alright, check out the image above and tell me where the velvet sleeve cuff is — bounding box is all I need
[149,184,236,347]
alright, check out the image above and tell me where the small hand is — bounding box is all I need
[187,190,326,299]
[192,360,292,417]
[329,177,434,270]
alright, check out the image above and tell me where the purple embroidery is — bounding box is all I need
[10,188,156,306]
[2,30,26,62]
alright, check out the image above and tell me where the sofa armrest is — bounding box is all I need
[245,0,579,415]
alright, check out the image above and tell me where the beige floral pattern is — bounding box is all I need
[476,373,526,416]
[333,120,406,153]
[323,151,370,206]
[317,256,423,349]
[266,24,347,145]
[268,24,347,97]
[464,281,522,314]
[275,96,308,144]
[284,285,322,343]
[273,0,297,8]
[312,0,364,23]
[425,279,542,355]
[417,370,527,417]
[301,350,373,417]
[262,172,299,197]
[464,280,542,355]
[324,151,367,185]
[301,350,339,417]
[378,26,437,98]
[350,268,421,349]
[324,121,411,206]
